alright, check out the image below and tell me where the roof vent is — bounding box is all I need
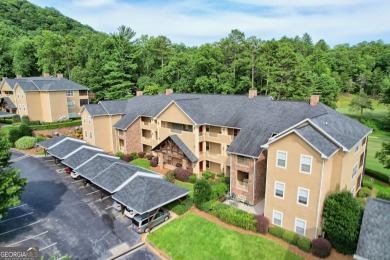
[310,95,320,106]
[248,89,257,99]
[136,90,143,96]
[166,88,173,95]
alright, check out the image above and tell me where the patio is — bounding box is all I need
[224,198,265,215]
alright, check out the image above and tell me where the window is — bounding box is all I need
[300,155,312,174]
[272,211,283,226]
[183,124,193,132]
[67,101,75,108]
[89,131,92,139]
[274,182,285,198]
[352,163,358,179]
[354,143,360,154]
[66,90,74,97]
[83,116,86,123]
[88,116,91,124]
[80,99,88,106]
[172,123,183,133]
[276,151,287,168]
[362,137,367,146]
[21,93,24,98]
[295,218,306,236]
[206,142,210,151]
[79,90,88,96]
[84,130,87,137]
[206,125,210,132]
[359,152,365,169]
[17,94,19,99]
[297,188,309,206]
[68,112,76,118]
[206,160,210,169]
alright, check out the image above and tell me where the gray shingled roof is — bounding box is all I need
[91,163,140,193]
[3,77,87,92]
[355,198,390,260]
[47,139,87,159]
[294,125,339,158]
[61,148,103,169]
[83,104,108,117]
[75,155,120,180]
[16,82,39,91]
[106,93,371,158]
[99,100,128,115]
[1,97,16,109]
[36,135,67,149]
[0,111,14,118]
[112,176,190,214]
[153,135,198,163]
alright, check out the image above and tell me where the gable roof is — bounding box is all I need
[153,135,198,163]
[61,148,105,169]
[74,155,120,180]
[83,104,108,117]
[112,175,190,214]
[2,76,87,92]
[1,97,16,109]
[355,198,390,260]
[105,93,370,158]
[47,139,89,159]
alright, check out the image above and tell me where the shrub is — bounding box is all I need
[268,226,285,238]
[174,167,192,182]
[138,151,146,158]
[188,174,197,183]
[311,237,332,258]
[15,136,36,149]
[36,135,46,142]
[376,191,390,200]
[21,115,30,125]
[115,152,124,159]
[362,181,373,190]
[8,128,23,145]
[19,124,32,137]
[255,215,269,234]
[211,182,228,199]
[145,154,153,160]
[297,237,311,252]
[164,171,175,183]
[199,200,256,231]
[355,197,366,209]
[322,190,363,254]
[130,159,151,170]
[150,157,158,167]
[282,230,300,245]
[365,168,390,185]
[12,115,21,123]
[166,198,193,215]
[358,187,371,198]
[201,171,215,180]
[224,177,230,186]
[194,179,212,207]
[121,154,133,162]
[131,151,138,159]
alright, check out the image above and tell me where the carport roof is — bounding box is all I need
[37,135,71,149]
[112,176,190,215]
[61,148,106,169]
[47,139,88,159]
[0,111,14,118]
[74,155,120,180]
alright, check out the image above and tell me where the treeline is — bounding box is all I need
[1,0,390,106]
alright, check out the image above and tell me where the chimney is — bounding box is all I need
[248,89,257,99]
[16,75,22,79]
[136,90,143,96]
[57,73,63,79]
[310,95,320,106]
[166,88,173,95]
[43,73,50,78]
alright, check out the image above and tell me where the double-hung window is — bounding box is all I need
[352,163,358,179]
[274,182,285,198]
[67,101,75,108]
[66,90,74,97]
[300,155,312,174]
[297,188,309,206]
[295,218,306,236]
[276,151,287,168]
[272,211,283,226]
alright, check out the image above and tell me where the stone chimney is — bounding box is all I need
[310,95,320,106]
[16,75,22,79]
[136,90,143,96]
[248,89,257,99]
[57,73,63,79]
[166,88,173,95]
[43,73,50,78]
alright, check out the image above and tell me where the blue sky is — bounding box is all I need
[29,0,390,46]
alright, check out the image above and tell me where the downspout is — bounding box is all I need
[229,155,232,195]
[315,159,325,238]
[253,158,256,205]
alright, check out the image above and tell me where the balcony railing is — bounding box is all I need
[237,180,248,191]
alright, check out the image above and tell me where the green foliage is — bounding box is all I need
[349,89,373,121]
[365,168,390,184]
[32,120,81,130]
[115,151,124,159]
[322,190,363,254]
[188,174,197,183]
[8,128,23,146]
[210,182,228,199]
[164,171,175,183]
[282,230,300,245]
[376,191,390,200]
[130,159,151,170]
[375,141,390,169]
[131,151,138,159]
[297,237,311,252]
[269,226,285,238]
[355,197,366,209]
[193,179,212,207]
[201,171,216,180]
[143,84,162,95]
[36,135,46,142]
[357,187,372,198]
[362,181,373,189]
[12,115,20,124]
[21,115,30,125]
[165,198,193,215]
[0,135,27,219]
[18,124,32,137]
[15,136,36,149]
[199,200,256,231]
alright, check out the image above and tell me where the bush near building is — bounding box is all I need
[193,179,212,207]
[173,167,192,182]
[311,238,332,258]
[358,187,372,197]
[297,237,311,252]
[255,215,269,234]
[14,136,36,149]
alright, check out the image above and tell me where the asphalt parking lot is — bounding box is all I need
[0,152,159,260]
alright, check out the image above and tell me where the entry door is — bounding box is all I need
[199,161,203,172]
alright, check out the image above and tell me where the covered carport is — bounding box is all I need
[112,175,190,232]
[0,111,14,123]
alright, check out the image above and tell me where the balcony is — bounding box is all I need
[236,180,248,191]
[141,121,157,130]
[204,132,233,144]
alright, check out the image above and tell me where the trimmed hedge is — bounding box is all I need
[358,187,371,198]
[311,237,332,258]
[269,226,284,238]
[297,237,311,252]
[199,200,256,231]
[282,230,300,245]
[365,168,390,185]
[174,167,192,182]
[115,152,124,159]
[32,120,82,130]
[15,136,36,149]
[377,191,390,200]
[121,154,133,162]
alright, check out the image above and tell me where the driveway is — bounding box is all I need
[0,152,159,259]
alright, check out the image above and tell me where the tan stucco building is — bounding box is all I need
[81,90,371,239]
[0,74,89,122]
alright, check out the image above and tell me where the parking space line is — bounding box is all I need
[6,231,48,247]
[44,159,55,162]
[0,220,43,236]
[71,180,83,184]
[86,190,100,196]
[95,197,110,202]
[40,242,57,251]
[0,212,33,223]
[105,206,113,210]
[9,204,27,210]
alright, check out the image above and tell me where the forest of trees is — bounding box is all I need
[1,0,390,109]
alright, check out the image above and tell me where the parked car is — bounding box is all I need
[65,167,72,174]
[124,207,136,219]
[112,200,123,211]
[131,208,170,233]
[70,171,79,179]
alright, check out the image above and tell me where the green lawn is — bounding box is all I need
[367,137,390,178]
[175,181,194,198]
[363,175,390,194]
[148,213,302,260]
[130,158,151,170]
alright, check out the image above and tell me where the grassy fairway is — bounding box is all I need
[148,213,302,260]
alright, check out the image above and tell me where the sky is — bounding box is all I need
[28,0,390,47]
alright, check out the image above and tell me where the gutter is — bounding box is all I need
[253,158,256,204]
[315,159,325,238]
